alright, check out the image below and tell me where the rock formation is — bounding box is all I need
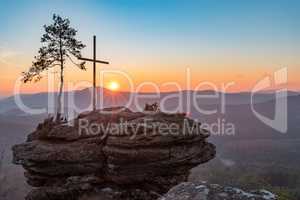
[12,107,216,200]
[160,182,277,200]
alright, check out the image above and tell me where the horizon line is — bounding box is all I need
[1,86,299,100]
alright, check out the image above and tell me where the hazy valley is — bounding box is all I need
[1,89,300,199]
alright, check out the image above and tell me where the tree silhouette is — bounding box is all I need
[22,14,86,122]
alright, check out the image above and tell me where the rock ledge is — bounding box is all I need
[12,107,216,200]
[160,182,277,200]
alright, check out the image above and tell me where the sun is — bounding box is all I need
[107,81,120,91]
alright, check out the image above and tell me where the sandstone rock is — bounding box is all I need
[12,107,216,200]
[160,182,277,200]
[79,187,161,200]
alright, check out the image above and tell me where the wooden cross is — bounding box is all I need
[78,35,109,111]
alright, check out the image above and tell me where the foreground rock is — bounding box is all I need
[160,182,277,200]
[12,107,216,200]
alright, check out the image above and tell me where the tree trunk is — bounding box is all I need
[56,64,63,123]
[56,38,64,123]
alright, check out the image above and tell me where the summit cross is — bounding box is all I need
[78,35,109,111]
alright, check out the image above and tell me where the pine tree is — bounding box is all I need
[22,14,86,122]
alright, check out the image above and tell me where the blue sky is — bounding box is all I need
[1,0,299,55]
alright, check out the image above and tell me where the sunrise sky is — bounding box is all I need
[0,0,299,97]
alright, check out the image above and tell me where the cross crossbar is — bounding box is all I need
[78,57,109,65]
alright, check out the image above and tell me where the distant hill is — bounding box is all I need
[196,94,300,140]
[0,88,299,140]
[0,87,298,113]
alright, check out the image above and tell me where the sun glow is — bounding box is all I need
[107,81,120,91]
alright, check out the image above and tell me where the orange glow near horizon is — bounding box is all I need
[0,55,299,97]
[2,69,300,97]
